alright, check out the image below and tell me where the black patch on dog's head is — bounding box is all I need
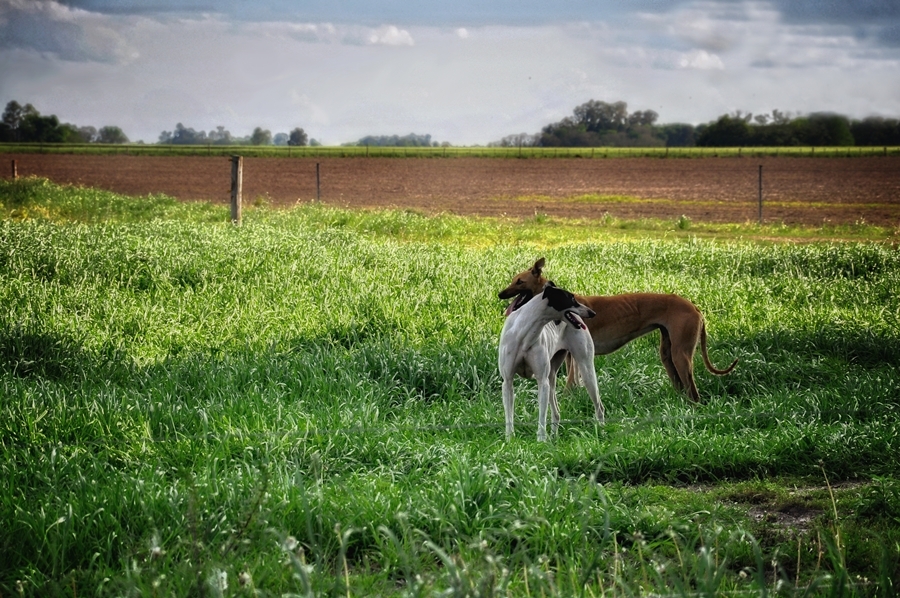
[542,283,577,312]
[543,283,592,329]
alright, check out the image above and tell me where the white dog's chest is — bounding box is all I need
[504,323,567,379]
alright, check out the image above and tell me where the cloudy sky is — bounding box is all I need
[1,0,899,145]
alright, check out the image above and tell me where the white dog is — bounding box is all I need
[498,282,605,441]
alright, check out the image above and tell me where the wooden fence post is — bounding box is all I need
[11,159,17,180]
[230,155,242,225]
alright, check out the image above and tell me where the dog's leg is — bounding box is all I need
[671,349,701,402]
[502,376,516,439]
[658,328,685,391]
[549,373,561,437]
[536,376,552,441]
[570,334,605,423]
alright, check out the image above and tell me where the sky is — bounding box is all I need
[1,0,899,145]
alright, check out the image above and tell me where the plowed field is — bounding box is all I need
[7,154,900,227]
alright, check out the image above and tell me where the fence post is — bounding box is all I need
[230,155,242,225]
[11,159,17,180]
[758,164,763,225]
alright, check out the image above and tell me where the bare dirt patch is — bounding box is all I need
[7,154,900,227]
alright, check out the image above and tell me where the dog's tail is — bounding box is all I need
[699,322,738,375]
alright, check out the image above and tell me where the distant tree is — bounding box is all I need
[309,138,322,146]
[20,112,66,143]
[208,126,233,145]
[851,116,900,146]
[695,115,753,146]
[288,127,308,146]
[659,123,696,147]
[535,100,668,147]
[795,113,854,146]
[627,109,659,127]
[356,133,433,147]
[273,132,289,146]
[76,126,98,143]
[98,126,129,144]
[770,109,793,125]
[1,101,38,141]
[250,127,272,145]
[489,132,539,147]
[573,100,630,132]
[158,123,209,144]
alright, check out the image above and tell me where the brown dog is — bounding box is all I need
[498,258,737,401]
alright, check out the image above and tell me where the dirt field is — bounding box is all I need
[6,153,900,227]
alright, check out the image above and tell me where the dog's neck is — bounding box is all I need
[509,295,568,346]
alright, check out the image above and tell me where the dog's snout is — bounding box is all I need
[586,309,596,319]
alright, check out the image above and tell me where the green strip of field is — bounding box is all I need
[1,178,899,596]
[2,176,897,243]
[2,142,899,158]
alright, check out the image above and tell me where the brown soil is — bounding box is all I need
[7,154,900,227]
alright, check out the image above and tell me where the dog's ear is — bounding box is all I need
[531,257,545,277]
[541,281,559,300]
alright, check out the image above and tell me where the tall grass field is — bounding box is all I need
[1,178,899,597]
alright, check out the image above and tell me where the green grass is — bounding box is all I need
[1,179,899,596]
[4,177,896,244]
[2,142,900,159]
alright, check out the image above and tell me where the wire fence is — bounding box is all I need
[2,142,899,159]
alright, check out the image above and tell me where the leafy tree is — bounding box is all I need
[536,100,667,147]
[695,115,753,147]
[288,127,308,146]
[250,127,272,145]
[98,126,129,144]
[208,126,233,145]
[355,133,433,147]
[1,101,38,141]
[573,100,630,132]
[851,116,900,146]
[795,113,854,146]
[628,109,659,127]
[489,133,539,147]
[659,124,696,147]
[159,123,209,144]
[19,113,67,143]
[76,126,98,143]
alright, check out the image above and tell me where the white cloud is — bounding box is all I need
[279,22,337,43]
[456,28,469,39]
[367,25,414,46]
[678,48,724,69]
[0,0,137,63]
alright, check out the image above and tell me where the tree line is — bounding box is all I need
[0,100,317,147]
[1,101,129,144]
[343,133,450,147]
[157,123,317,146]
[4,98,899,148]
[491,100,900,148]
